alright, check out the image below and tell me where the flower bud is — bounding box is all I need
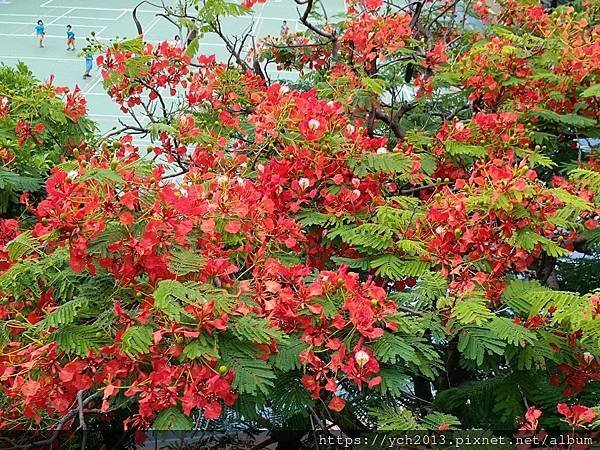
[355,350,370,367]
[582,352,594,365]
[298,177,310,190]
[308,119,321,130]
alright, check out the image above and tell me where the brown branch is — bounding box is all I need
[13,391,102,450]
[374,109,407,140]
[399,305,424,316]
[400,181,451,194]
[295,0,335,40]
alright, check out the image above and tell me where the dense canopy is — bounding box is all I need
[0,0,599,447]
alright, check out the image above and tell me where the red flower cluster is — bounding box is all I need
[340,12,412,68]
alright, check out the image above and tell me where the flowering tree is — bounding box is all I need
[0,0,599,447]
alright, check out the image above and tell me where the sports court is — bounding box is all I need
[0,0,346,133]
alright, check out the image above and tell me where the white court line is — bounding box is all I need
[143,16,161,36]
[95,25,108,36]
[0,33,111,39]
[45,7,74,26]
[260,17,299,21]
[84,75,104,94]
[40,5,163,13]
[0,14,118,21]
[253,1,268,38]
[0,21,100,27]
[0,54,79,61]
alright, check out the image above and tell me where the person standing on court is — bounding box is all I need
[83,48,93,79]
[170,35,182,49]
[35,20,45,48]
[281,20,289,36]
[66,25,76,51]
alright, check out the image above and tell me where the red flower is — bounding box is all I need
[328,396,346,412]
[557,403,597,428]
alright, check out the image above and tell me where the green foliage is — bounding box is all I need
[0,62,94,214]
[271,337,306,371]
[370,255,431,279]
[349,151,413,177]
[451,297,494,325]
[457,327,506,365]
[5,230,43,260]
[53,324,104,356]
[221,339,277,396]
[535,108,597,129]
[232,315,285,344]
[509,228,569,257]
[372,333,419,365]
[569,168,600,195]
[229,357,276,396]
[168,249,206,276]
[181,335,219,361]
[153,407,194,430]
[370,406,418,430]
[444,141,487,158]
[581,84,600,98]
[121,325,154,356]
[490,317,536,347]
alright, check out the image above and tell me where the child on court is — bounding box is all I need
[281,20,289,36]
[35,20,45,48]
[83,49,93,79]
[66,25,75,51]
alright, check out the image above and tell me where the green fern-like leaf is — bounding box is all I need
[168,249,205,276]
[181,335,219,361]
[569,168,600,195]
[363,151,413,174]
[376,368,411,397]
[444,141,487,158]
[153,280,187,320]
[79,168,124,184]
[295,210,353,228]
[229,358,276,396]
[53,324,103,356]
[370,406,418,430]
[330,256,371,271]
[421,411,461,430]
[451,297,494,326]
[370,254,430,279]
[153,406,193,430]
[121,325,153,356]
[232,315,285,344]
[581,84,600,98]
[0,168,42,192]
[547,188,593,211]
[457,327,506,365]
[39,298,86,329]
[535,109,597,129]
[335,223,394,250]
[371,332,419,364]
[510,228,569,257]
[270,372,315,418]
[490,317,536,347]
[6,231,42,260]
[271,337,306,371]
[502,279,541,315]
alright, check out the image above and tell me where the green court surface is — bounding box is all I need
[0,0,346,134]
